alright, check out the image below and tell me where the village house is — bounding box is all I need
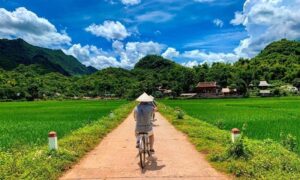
[221,87,230,96]
[221,87,238,96]
[259,80,271,96]
[157,86,172,96]
[196,82,219,96]
[221,87,237,96]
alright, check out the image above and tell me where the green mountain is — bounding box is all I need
[134,55,176,70]
[258,39,300,58]
[251,39,300,68]
[0,38,97,76]
[233,39,300,83]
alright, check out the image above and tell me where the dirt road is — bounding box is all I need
[61,112,229,180]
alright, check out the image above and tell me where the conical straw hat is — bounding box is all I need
[136,92,153,102]
[149,95,154,100]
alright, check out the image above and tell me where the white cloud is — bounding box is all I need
[213,18,224,27]
[136,11,175,23]
[63,44,101,63]
[121,0,141,5]
[64,41,164,69]
[0,7,71,48]
[162,47,180,59]
[230,12,245,25]
[181,61,199,67]
[87,55,121,69]
[231,0,300,58]
[65,42,239,69]
[118,41,165,68]
[162,47,238,67]
[182,50,238,64]
[85,21,130,40]
[63,43,121,69]
[112,40,124,53]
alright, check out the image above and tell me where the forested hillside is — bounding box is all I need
[0,39,299,100]
[0,39,97,75]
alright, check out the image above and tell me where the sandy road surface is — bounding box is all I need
[61,112,229,180]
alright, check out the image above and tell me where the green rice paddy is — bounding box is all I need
[0,100,126,150]
[161,97,300,152]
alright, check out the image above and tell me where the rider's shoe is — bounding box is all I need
[136,143,139,148]
[150,149,155,153]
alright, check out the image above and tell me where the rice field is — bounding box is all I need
[161,97,300,152]
[0,100,126,151]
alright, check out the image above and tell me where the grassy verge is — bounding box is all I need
[161,97,300,153]
[0,102,135,179]
[158,103,300,179]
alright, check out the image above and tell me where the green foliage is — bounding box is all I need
[134,54,175,69]
[249,39,300,82]
[217,124,251,160]
[27,84,39,101]
[0,102,135,179]
[280,132,298,152]
[293,78,300,89]
[214,120,225,129]
[159,103,300,179]
[175,107,185,119]
[226,135,251,160]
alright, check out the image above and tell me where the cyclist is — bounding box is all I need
[134,92,155,153]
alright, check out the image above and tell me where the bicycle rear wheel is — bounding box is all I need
[146,136,151,157]
[139,136,146,168]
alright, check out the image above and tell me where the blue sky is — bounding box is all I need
[1,0,300,69]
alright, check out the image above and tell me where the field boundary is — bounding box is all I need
[158,102,300,179]
[0,102,135,179]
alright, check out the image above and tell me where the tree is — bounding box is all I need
[27,84,39,101]
[293,78,300,90]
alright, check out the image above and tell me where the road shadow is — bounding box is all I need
[140,156,166,173]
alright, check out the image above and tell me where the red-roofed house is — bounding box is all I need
[196,82,219,95]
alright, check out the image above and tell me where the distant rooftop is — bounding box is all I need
[259,81,271,87]
[196,82,217,88]
[221,88,230,93]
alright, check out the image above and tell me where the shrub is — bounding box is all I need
[227,137,250,159]
[214,120,225,129]
[175,107,184,119]
[272,88,281,96]
[280,132,297,152]
[227,124,251,159]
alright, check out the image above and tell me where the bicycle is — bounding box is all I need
[137,132,151,169]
